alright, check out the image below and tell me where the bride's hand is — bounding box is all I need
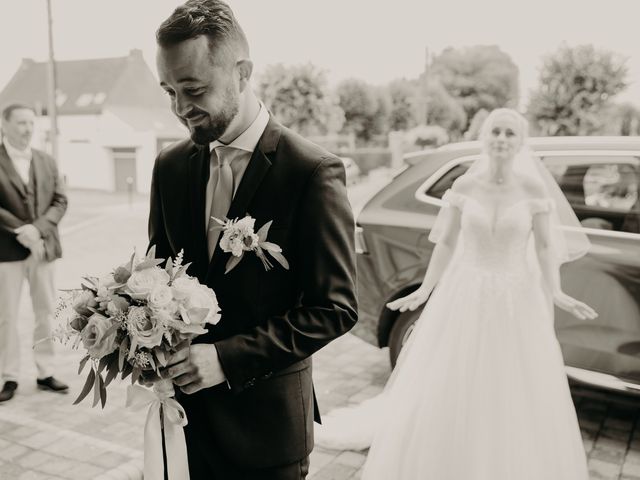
[386,287,431,312]
[553,291,598,321]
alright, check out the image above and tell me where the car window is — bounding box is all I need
[425,163,471,199]
[541,156,640,234]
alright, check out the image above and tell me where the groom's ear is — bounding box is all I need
[236,59,254,92]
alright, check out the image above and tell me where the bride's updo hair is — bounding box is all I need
[479,108,529,153]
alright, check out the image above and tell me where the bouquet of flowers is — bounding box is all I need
[52,246,220,408]
[52,246,220,479]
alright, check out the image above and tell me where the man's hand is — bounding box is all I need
[161,343,227,395]
[15,224,41,248]
[30,239,45,261]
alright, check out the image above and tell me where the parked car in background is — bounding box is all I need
[340,156,362,186]
[353,136,640,396]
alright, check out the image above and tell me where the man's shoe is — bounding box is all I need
[0,381,18,402]
[37,376,69,393]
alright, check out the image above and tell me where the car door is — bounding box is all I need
[540,153,640,390]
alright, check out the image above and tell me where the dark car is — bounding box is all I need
[353,136,640,395]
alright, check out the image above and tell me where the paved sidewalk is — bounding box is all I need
[0,178,390,480]
[2,178,640,480]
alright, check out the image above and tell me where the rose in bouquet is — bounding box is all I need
[52,246,220,408]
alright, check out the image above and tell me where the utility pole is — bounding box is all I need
[46,0,59,162]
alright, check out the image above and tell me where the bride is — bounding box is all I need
[316,108,597,479]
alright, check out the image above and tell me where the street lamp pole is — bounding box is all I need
[46,0,59,162]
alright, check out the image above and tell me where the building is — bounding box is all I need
[0,49,185,193]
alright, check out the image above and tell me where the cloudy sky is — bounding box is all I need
[1,0,639,108]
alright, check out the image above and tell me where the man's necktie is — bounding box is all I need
[207,146,234,258]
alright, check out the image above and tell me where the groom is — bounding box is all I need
[149,1,358,478]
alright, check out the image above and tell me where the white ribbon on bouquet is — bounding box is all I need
[126,380,190,480]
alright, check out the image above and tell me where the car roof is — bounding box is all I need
[404,136,640,166]
[359,136,640,223]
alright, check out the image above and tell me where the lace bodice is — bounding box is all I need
[442,189,553,273]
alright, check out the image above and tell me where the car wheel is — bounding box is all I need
[388,309,420,368]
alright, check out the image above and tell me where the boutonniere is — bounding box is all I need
[210,216,290,274]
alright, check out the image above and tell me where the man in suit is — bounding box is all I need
[149,1,357,478]
[0,103,69,402]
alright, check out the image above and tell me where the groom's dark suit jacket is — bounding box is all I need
[148,116,358,470]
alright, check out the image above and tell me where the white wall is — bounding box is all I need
[34,112,159,193]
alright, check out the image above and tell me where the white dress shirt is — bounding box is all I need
[205,103,270,228]
[3,140,32,185]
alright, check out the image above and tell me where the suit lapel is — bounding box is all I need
[31,150,47,205]
[205,117,281,281]
[0,145,27,198]
[188,144,210,280]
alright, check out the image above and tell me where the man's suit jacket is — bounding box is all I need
[0,144,67,263]
[148,117,358,470]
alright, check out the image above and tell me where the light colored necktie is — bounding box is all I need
[207,146,234,258]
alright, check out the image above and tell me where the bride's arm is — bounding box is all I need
[386,203,461,312]
[532,205,597,321]
[531,206,562,294]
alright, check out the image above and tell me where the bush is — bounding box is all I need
[406,125,449,149]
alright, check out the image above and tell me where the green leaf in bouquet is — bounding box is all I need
[134,258,165,271]
[121,362,133,381]
[128,338,139,361]
[225,253,243,274]
[155,348,168,367]
[104,358,119,387]
[147,354,157,372]
[165,256,174,277]
[73,368,95,405]
[92,371,102,408]
[97,354,112,374]
[78,354,91,375]
[80,283,98,293]
[173,263,192,280]
[256,220,273,243]
[103,323,121,339]
[82,276,100,289]
[99,374,107,409]
[131,366,142,385]
[118,337,129,372]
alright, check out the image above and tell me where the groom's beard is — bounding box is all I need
[185,90,239,146]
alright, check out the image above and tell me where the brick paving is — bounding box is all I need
[1,179,640,479]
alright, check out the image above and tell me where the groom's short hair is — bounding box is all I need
[156,0,249,66]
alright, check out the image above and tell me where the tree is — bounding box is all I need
[464,108,490,140]
[336,79,390,144]
[406,124,449,149]
[527,44,628,136]
[257,63,344,136]
[430,45,519,130]
[600,102,640,136]
[387,79,417,132]
[424,80,467,138]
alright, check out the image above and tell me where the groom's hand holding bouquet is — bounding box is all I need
[51,245,221,479]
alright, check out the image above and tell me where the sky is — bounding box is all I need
[1,0,639,108]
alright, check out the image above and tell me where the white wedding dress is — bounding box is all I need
[317,189,589,480]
